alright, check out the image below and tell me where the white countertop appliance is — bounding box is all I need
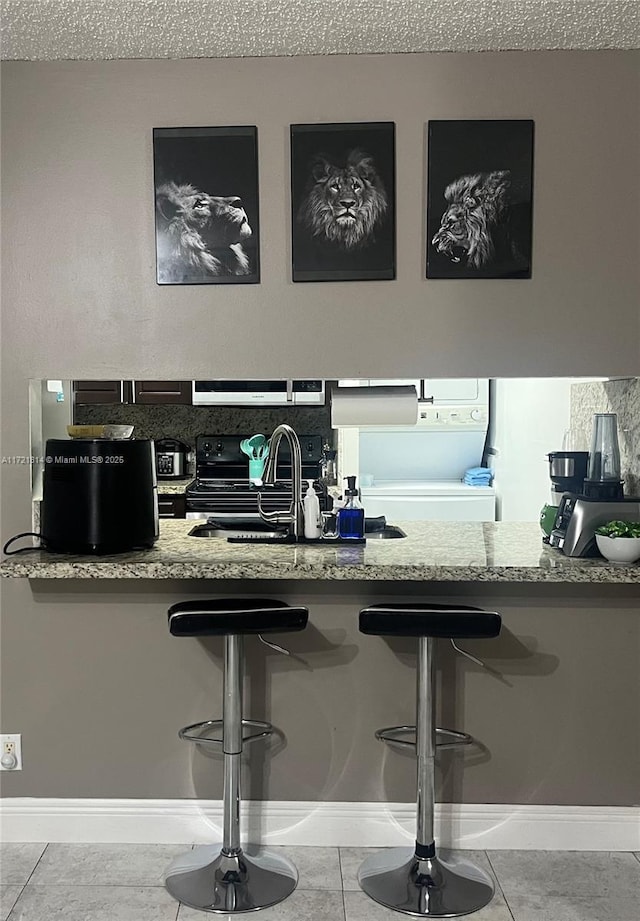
[360,479,495,522]
[185,434,329,521]
[344,392,495,522]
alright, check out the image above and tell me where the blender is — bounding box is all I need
[582,413,624,499]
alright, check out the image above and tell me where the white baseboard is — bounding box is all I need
[1,799,638,850]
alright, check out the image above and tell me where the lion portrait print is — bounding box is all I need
[155,181,252,283]
[431,170,523,271]
[297,149,388,252]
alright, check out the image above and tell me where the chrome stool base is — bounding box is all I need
[165,844,298,914]
[358,847,494,918]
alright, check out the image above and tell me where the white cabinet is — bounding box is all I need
[338,378,420,390]
[369,378,421,391]
[338,378,488,404]
[423,379,485,403]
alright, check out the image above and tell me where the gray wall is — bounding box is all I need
[1,50,639,806]
[1,52,639,387]
[2,580,639,806]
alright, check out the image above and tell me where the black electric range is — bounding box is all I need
[185,434,328,520]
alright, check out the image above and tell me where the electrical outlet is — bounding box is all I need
[0,734,22,771]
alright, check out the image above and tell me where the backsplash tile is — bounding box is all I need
[75,403,334,446]
[571,378,640,495]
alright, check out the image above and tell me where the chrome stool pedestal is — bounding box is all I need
[165,844,297,914]
[359,847,495,918]
[358,604,501,918]
[164,599,308,914]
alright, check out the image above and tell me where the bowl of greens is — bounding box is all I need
[594,520,640,563]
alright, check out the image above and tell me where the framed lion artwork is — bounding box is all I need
[427,119,534,279]
[290,122,396,282]
[153,126,260,285]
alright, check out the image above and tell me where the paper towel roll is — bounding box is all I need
[331,385,418,427]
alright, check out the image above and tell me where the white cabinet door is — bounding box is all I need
[371,379,421,392]
[339,378,421,391]
[423,379,483,402]
[339,378,487,404]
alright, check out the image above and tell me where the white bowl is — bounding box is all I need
[103,424,134,440]
[595,534,640,564]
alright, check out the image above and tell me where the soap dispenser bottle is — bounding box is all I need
[303,479,322,539]
[337,476,365,539]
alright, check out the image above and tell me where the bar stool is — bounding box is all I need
[358,602,502,918]
[164,598,309,914]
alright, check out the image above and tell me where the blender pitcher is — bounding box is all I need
[584,413,623,499]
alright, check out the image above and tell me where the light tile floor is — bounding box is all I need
[1,843,638,920]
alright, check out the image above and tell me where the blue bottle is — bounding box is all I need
[338,476,365,539]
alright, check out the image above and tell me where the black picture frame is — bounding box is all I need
[153,126,260,285]
[426,120,534,279]
[291,122,396,282]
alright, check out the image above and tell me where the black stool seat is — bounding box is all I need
[168,598,308,636]
[359,602,501,639]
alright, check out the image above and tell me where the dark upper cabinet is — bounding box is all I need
[73,380,133,404]
[133,381,191,405]
[72,380,191,405]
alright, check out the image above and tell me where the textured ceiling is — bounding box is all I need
[1,0,639,60]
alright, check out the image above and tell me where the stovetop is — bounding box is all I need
[186,434,328,514]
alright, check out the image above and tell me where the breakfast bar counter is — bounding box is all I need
[2,520,640,582]
[2,517,639,819]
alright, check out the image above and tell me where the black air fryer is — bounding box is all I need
[41,439,158,554]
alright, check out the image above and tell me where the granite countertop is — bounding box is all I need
[157,478,192,495]
[2,520,639,583]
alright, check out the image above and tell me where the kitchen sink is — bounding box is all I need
[189,523,406,541]
[188,524,287,540]
[366,525,407,539]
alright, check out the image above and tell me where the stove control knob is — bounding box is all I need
[215,442,224,453]
[202,441,212,454]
